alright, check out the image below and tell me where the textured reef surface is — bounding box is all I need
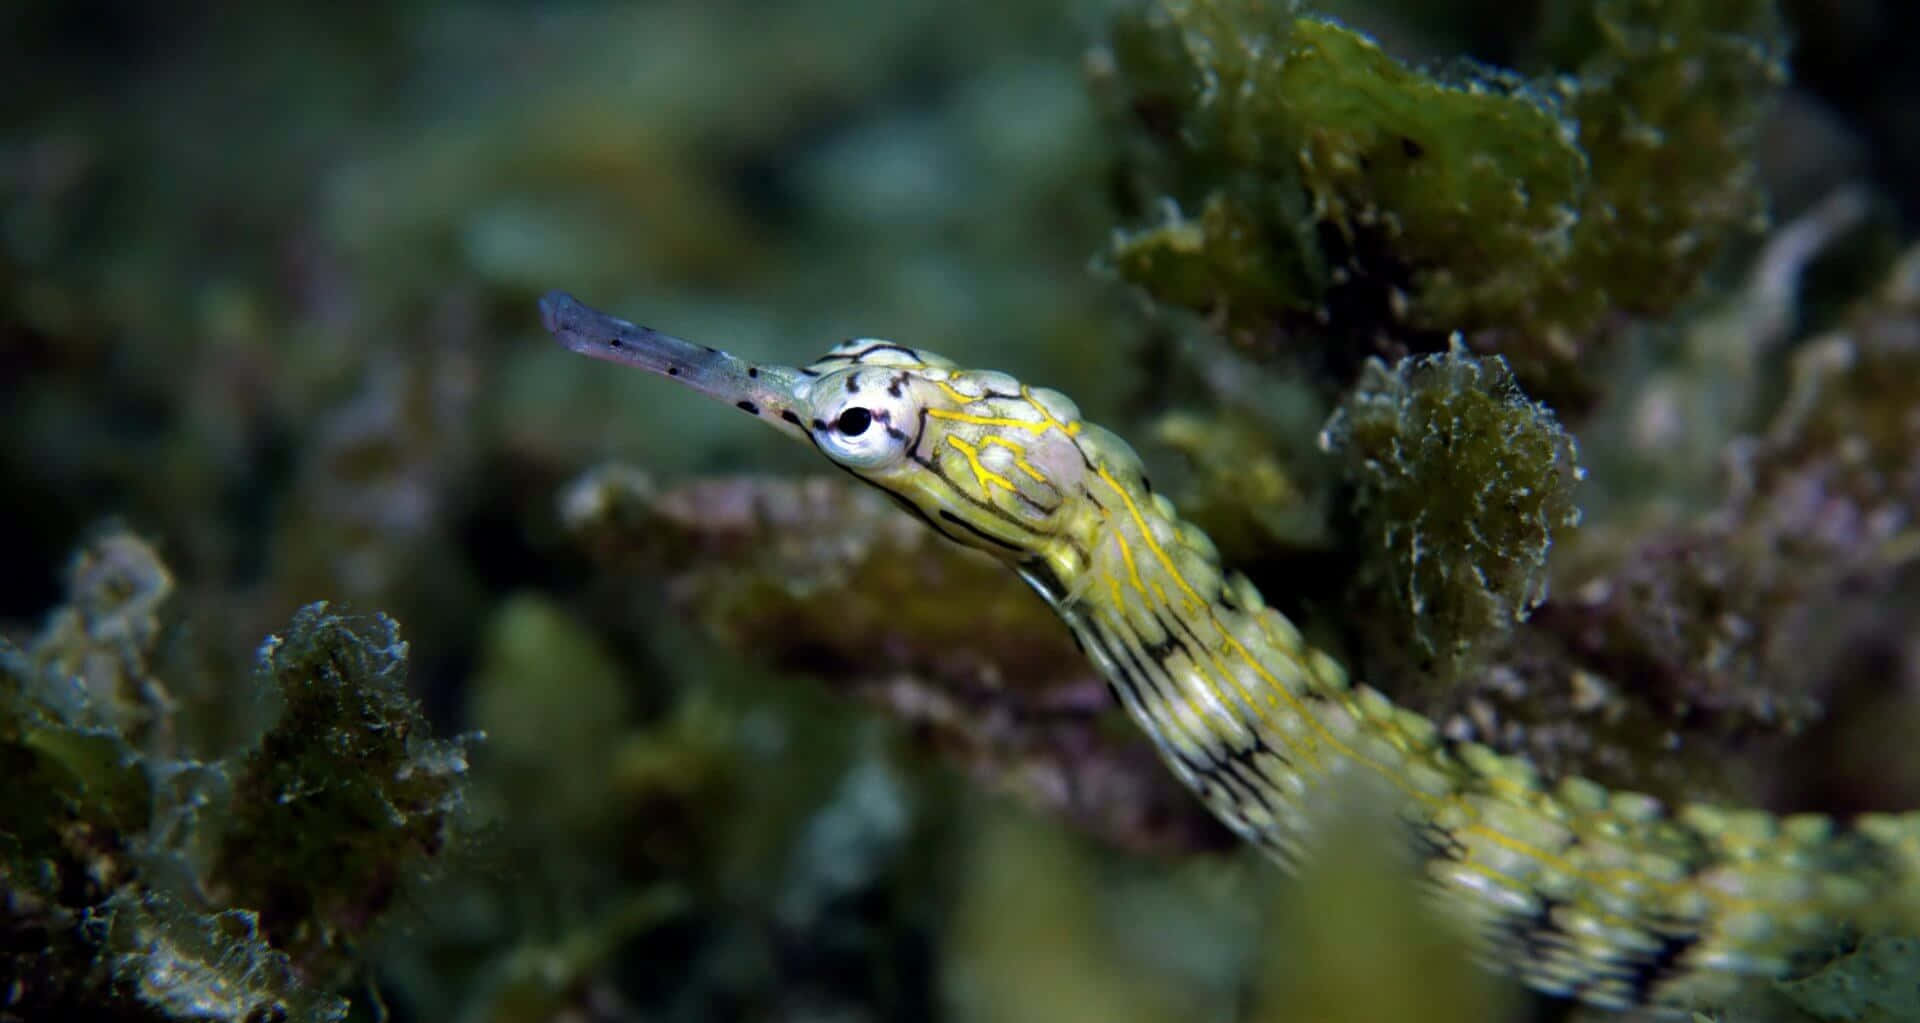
[6,1,1920,1020]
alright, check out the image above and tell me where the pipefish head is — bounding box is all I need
[540,291,1091,562]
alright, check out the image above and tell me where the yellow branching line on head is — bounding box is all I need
[926,407,1055,435]
[933,379,975,404]
[945,434,1016,495]
[1019,385,1083,437]
[979,436,1050,484]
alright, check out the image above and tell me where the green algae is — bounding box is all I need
[1321,345,1583,686]
[2,533,470,1021]
[1776,936,1920,1022]
[212,603,473,984]
[1534,0,1787,320]
[1100,0,1787,406]
[1387,243,1920,810]
[1103,3,1584,338]
[25,533,179,749]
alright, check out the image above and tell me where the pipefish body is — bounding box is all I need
[539,291,1920,1014]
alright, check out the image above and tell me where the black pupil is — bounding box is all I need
[836,407,873,436]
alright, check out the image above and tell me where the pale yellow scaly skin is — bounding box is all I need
[540,292,1920,1015]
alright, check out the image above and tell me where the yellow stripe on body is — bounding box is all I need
[1093,526,1251,769]
[1084,462,1778,934]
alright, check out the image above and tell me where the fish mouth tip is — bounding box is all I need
[537,290,576,333]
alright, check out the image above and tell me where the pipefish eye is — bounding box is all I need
[836,407,873,436]
[815,379,915,470]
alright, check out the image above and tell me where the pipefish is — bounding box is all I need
[540,290,1920,1015]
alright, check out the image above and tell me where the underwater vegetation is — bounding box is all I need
[1320,344,1584,691]
[1099,0,1786,408]
[5,0,1920,1020]
[1,534,468,1020]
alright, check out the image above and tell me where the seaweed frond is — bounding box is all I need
[1321,344,1582,688]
